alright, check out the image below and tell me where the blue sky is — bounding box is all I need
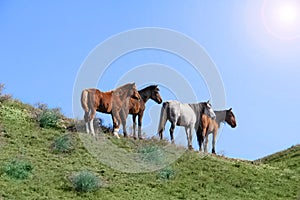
[1,1,300,160]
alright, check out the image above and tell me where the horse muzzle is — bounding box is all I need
[156,98,163,104]
[231,122,237,128]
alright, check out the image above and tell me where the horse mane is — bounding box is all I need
[138,85,158,93]
[113,83,135,96]
[211,110,226,126]
[115,83,135,91]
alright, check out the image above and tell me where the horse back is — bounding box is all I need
[85,89,113,113]
[179,103,196,125]
[166,101,196,126]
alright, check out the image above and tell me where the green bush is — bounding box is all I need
[138,144,165,164]
[0,83,12,103]
[3,159,33,180]
[51,134,74,153]
[157,166,175,180]
[70,170,101,192]
[39,110,60,128]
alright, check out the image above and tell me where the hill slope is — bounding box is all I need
[0,99,299,200]
[258,144,300,172]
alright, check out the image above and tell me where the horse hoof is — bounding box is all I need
[138,137,143,140]
[133,137,137,140]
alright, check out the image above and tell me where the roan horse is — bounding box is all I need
[158,100,216,150]
[129,85,163,140]
[199,108,237,154]
[81,83,141,137]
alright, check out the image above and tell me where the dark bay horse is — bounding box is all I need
[199,108,237,154]
[129,85,162,140]
[81,83,141,137]
[158,100,216,150]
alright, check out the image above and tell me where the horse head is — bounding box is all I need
[150,85,163,104]
[204,100,216,119]
[225,108,237,128]
[114,83,141,100]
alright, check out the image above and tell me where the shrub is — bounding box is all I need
[157,166,175,180]
[39,110,60,128]
[0,83,12,103]
[3,159,33,180]
[51,134,74,153]
[138,144,165,164]
[70,170,101,192]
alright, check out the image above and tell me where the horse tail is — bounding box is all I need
[81,89,90,120]
[158,102,168,138]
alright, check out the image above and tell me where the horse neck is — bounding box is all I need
[117,88,133,101]
[215,110,227,126]
[138,88,151,103]
[188,103,203,125]
[116,84,134,97]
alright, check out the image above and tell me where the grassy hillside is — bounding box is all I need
[0,98,299,200]
[257,144,300,173]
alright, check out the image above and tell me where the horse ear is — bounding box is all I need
[207,100,210,104]
[229,108,232,111]
[155,85,160,91]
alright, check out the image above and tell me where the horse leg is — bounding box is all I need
[132,114,137,140]
[212,129,217,154]
[196,127,203,152]
[169,122,175,144]
[189,126,193,150]
[202,127,208,152]
[120,109,128,138]
[185,127,193,150]
[89,109,96,137]
[84,111,90,133]
[204,134,209,153]
[138,113,143,139]
[111,114,120,139]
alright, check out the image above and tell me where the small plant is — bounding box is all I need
[51,134,74,153]
[138,144,165,164]
[39,110,60,128]
[0,83,12,103]
[157,166,175,180]
[70,170,101,192]
[3,159,33,180]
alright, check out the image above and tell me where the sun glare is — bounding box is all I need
[262,0,300,40]
[278,4,297,25]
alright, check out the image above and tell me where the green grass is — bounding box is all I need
[0,99,299,199]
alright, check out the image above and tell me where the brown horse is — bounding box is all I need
[128,85,162,140]
[81,83,140,137]
[199,108,237,154]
